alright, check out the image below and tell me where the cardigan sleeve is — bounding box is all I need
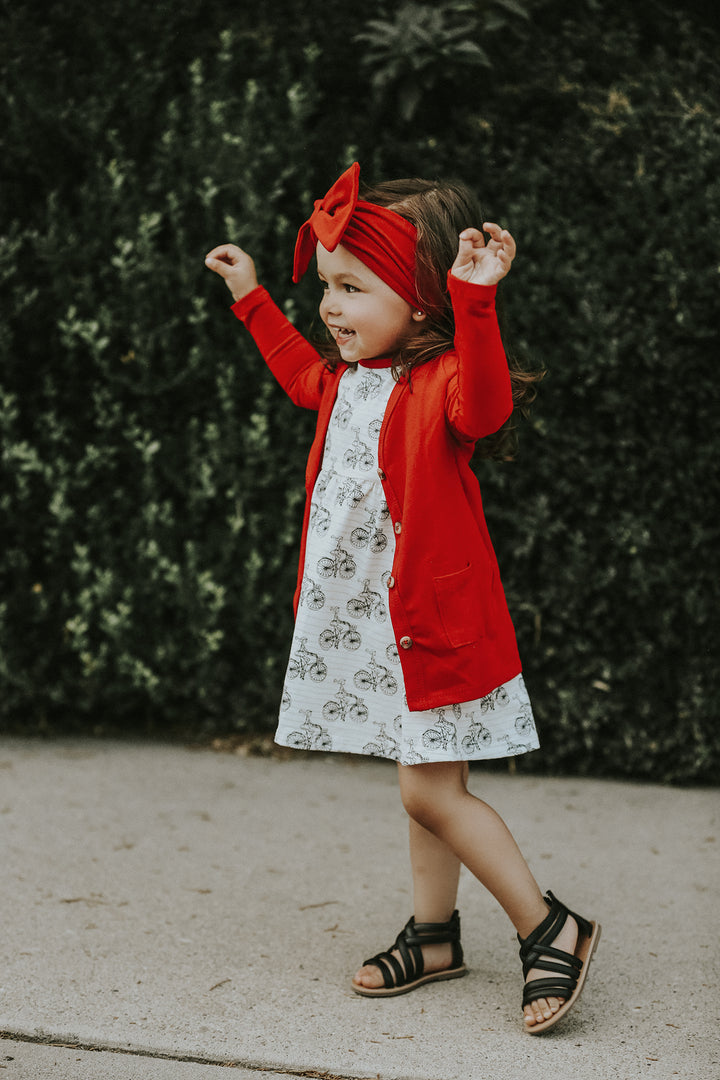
[231,286,330,411]
[444,274,514,441]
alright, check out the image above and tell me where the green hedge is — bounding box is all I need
[1,1,718,781]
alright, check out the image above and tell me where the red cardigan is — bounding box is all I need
[232,274,522,711]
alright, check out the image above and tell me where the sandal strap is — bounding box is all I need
[362,910,463,990]
[522,976,576,1008]
[404,910,463,967]
[520,942,583,980]
[543,890,593,937]
[362,946,407,990]
[518,891,592,964]
[517,891,592,1005]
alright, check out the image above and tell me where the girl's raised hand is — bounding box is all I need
[450,224,516,287]
[205,243,259,301]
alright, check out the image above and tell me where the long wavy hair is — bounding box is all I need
[312,175,544,460]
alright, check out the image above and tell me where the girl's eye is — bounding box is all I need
[318,281,358,293]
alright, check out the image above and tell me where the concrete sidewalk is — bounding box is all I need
[0,737,717,1080]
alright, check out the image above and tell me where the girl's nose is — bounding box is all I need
[320,287,341,318]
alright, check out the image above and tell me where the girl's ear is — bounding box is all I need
[411,309,427,323]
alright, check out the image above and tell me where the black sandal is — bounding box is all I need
[351,910,467,997]
[519,890,601,1034]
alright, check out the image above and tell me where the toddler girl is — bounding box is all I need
[205,162,600,1034]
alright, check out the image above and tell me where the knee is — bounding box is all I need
[400,783,438,831]
[398,763,465,834]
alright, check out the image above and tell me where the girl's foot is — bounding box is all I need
[351,912,466,997]
[519,891,601,1034]
[353,940,454,990]
[522,913,578,1028]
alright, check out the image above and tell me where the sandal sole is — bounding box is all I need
[525,920,601,1035]
[351,964,467,998]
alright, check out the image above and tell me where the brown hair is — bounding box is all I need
[313,176,544,461]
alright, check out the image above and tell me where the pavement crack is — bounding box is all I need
[0,1030,374,1079]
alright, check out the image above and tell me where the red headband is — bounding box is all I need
[292,162,421,309]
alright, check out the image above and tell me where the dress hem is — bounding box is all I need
[274,734,540,766]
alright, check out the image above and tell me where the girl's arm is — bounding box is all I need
[444,225,516,441]
[205,243,329,410]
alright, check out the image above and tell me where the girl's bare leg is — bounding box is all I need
[355,761,578,1027]
[353,810,463,989]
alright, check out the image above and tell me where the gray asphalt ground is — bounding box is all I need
[0,737,718,1080]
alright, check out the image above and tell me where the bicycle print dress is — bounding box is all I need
[275,360,539,765]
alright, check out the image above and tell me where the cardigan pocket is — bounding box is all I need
[433,562,487,648]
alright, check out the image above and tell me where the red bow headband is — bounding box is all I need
[292,162,421,309]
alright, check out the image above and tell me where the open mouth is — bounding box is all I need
[332,326,356,341]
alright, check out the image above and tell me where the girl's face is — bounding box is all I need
[316,242,425,363]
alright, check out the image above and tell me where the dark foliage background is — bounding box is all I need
[2,0,718,781]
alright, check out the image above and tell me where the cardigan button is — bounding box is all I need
[394,521,402,535]
[377,468,386,480]
[387,575,395,589]
[399,636,413,650]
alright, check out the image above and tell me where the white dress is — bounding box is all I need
[274,361,539,765]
